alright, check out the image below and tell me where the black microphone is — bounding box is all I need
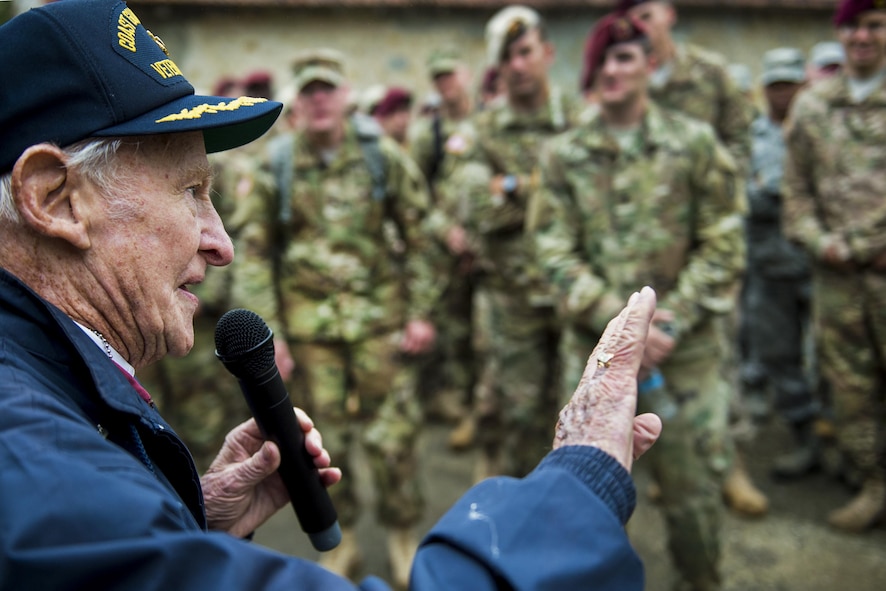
[214,308,341,551]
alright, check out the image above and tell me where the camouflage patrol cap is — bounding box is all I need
[485,5,542,65]
[581,11,649,91]
[809,41,845,67]
[726,63,753,93]
[760,48,806,86]
[427,47,462,77]
[359,84,388,115]
[834,0,886,26]
[291,48,346,92]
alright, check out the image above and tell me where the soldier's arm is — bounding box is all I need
[716,66,753,178]
[227,164,285,334]
[782,96,851,263]
[659,133,746,341]
[383,140,448,322]
[533,143,626,334]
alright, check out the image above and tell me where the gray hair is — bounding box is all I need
[0,138,136,224]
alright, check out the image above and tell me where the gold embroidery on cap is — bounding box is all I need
[155,96,269,123]
[150,58,182,79]
[146,30,170,56]
[117,8,141,53]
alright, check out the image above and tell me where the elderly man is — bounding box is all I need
[783,0,886,533]
[533,12,744,591]
[0,1,664,589]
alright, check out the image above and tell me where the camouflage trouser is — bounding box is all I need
[741,270,818,423]
[473,285,561,478]
[417,272,477,418]
[287,331,424,528]
[139,315,251,473]
[812,267,886,481]
[570,320,733,587]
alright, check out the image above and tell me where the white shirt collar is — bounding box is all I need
[74,321,135,377]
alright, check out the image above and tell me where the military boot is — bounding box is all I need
[722,453,769,517]
[387,527,418,590]
[318,528,362,580]
[772,420,821,480]
[827,478,886,533]
[447,413,477,451]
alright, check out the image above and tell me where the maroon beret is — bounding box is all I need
[581,12,649,91]
[373,87,413,117]
[834,0,886,26]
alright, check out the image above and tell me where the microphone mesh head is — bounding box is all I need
[214,308,275,377]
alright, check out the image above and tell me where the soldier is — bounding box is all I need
[783,0,886,533]
[741,48,821,479]
[532,12,744,590]
[409,46,474,186]
[442,4,582,479]
[372,86,414,148]
[230,49,444,587]
[617,0,766,517]
[408,47,479,443]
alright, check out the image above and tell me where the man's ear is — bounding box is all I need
[11,144,91,250]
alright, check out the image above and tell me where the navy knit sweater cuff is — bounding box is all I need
[534,446,637,525]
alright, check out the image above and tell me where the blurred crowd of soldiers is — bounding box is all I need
[137,1,886,590]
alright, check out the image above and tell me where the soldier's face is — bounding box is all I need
[628,2,675,50]
[595,43,652,108]
[297,80,349,134]
[499,28,553,101]
[764,81,804,116]
[433,66,470,104]
[838,11,886,76]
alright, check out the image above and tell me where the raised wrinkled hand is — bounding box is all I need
[554,287,663,472]
[201,409,341,537]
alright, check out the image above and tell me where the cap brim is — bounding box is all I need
[92,94,283,153]
[761,68,806,86]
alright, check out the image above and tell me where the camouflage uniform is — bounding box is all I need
[532,102,745,588]
[408,105,478,422]
[650,43,753,174]
[741,114,816,426]
[230,119,445,529]
[783,73,886,502]
[138,149,257,473]
[439,87,580,477]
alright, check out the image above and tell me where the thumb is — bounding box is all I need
[239,441,281,485]
[632,413,663,461]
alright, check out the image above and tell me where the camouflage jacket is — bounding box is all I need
[230,121,445,342]
[437,86,582,298]
[783,73,886,266]
[532,102,745,341]
[408,112,472,187]
[651,43,753,176]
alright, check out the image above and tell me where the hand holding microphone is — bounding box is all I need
[214,308,342,551]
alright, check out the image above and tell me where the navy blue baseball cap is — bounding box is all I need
[0,0,282,174]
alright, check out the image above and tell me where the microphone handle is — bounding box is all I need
[238,365,341,551]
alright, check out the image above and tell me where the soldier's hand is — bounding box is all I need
[554,287,663,472]
[643,308,676,368]
[201,409,341,538]
[274,337,295,381]
[401,319,436,355]
[446,224,469,256]
[821,236,855,270]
